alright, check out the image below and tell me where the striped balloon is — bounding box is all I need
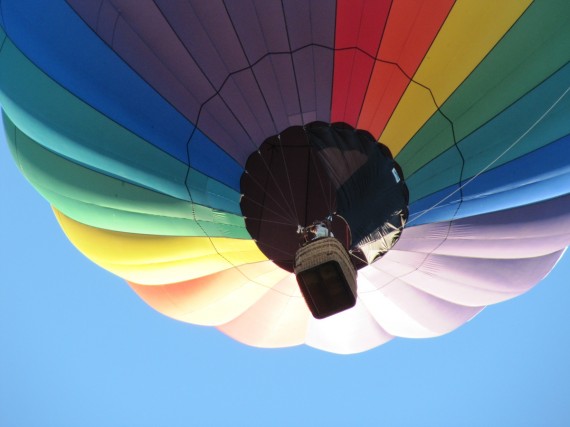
[1,0,569,353]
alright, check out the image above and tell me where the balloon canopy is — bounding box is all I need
[1,0,569,353]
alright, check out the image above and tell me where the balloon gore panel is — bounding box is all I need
[240,122,409,271]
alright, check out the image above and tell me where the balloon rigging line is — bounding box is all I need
[363,85,570,297]
[221,0,281,136]
[359,84,570,296]
[136,6,569,296]
[407,84,570,226]
[280,0,306,130]
[241,194,299,226]
[276,134,302,224]
[241,155,301,225]
[250,147,301,224]
[307,137,335,217]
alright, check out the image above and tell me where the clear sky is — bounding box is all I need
[1,125,570,427]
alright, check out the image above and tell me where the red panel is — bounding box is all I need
[331,0,391,125]
[357,0,455,137]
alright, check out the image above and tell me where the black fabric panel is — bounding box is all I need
[240,122,408,271]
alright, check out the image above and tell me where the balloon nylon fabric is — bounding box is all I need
[0,0,569,353]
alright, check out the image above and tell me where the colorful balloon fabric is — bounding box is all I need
[1,0,569,354]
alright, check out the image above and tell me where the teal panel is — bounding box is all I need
[4,115,249,238]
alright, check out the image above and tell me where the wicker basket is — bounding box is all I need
[294,237,357,319]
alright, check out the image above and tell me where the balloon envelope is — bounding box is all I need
[1,0,569,353]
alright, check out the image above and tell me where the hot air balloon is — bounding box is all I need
[1,0,569,354]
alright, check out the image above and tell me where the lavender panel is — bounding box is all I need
[377,281,482,335]
[399,193,570,258]
[375,250,563,304]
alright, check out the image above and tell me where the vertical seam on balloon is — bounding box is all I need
[403,60,570,192]
[329,0,337,122]
[353,0,393,128]
[280,0,305,126]
[3,48,228,210]
[377,2,456,146]
[413,7,536,219]
[0,28,6,54]
[394,3,534,181]
[151,2,260,150]
[109,4,121,48]
[83,0,247,178]
[403,14,568,218]
[277,1,305,224]
[95,0,104,32]
[152,1,320,231]
[220,1,307,224]
[221,0,280,136]
[307,130,335,217]
[149,4,292,228]
[303,135,312,227]
[242,172,300,226]
[0,0,5,31]
[59,0,246,199]
[339,1,365,121]
[171,79,299,293]
[406,83,570,229]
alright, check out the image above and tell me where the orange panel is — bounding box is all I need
[357,0,454,136]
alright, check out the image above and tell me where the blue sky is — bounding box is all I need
[1,127,570,427]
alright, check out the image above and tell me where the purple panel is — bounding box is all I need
[282,0,336,50]
[71,0,337,160]
[218,71,279,145]
[293,47,334,124]
[69,0,213,121]
[251,54,301,131]
[378,281,483,335]
[283,0,335,125]
[226,0,335,134]
[196,97,253,165]
[370,249,564,306]
[155,0,249,89]
[224,0,289,63]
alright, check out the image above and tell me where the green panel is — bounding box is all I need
[447,0,570,143]
[186,169,243,215]
[407,62,570,202]
[4,116,249,238]
[459,63,570,179]
[0,36,190,200]
[394,108,455,180]
[405,148,462,205]
[397,0,570,178]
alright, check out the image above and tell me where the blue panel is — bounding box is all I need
[188,130,243,192]
[0,0,241,190]
[408,134,570,226]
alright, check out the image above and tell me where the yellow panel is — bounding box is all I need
[380,0,532,155]
[54,208,267,284]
